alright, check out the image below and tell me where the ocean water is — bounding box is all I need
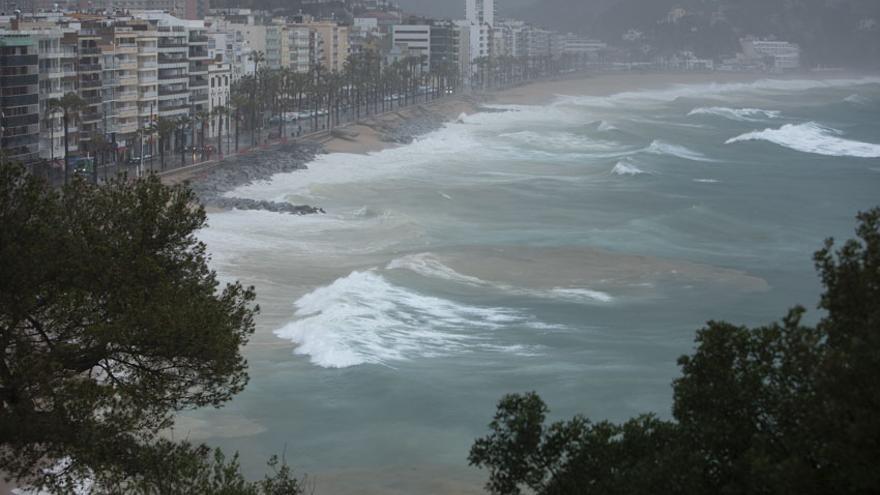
[187,76,880,492]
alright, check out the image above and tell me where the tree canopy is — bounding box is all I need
[470,207,880,495]
[0,165,300,492]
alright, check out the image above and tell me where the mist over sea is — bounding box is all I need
[188,76,880,492]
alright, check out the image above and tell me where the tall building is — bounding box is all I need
[0,32,41,164]
[76,23,104,153]
[309,21,349,73]
[187,22,210,113]
[100,23,140,152]
[392,24,429,72]
[466,0,495,27]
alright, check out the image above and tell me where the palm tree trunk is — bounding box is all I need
[62,112,70,185]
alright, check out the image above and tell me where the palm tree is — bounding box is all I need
[212,105,228,157]
[194,109,210,161]
[174,115,191,166]
[153,117,176,171]
[47,92,86,185]
[249,51,266,146]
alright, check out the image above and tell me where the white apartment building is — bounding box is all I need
[466,0,496,27]
[740,39,801,70]
[207,61,230,138]
[392,24,430,72]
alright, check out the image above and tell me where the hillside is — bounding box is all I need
[511,0,880,67]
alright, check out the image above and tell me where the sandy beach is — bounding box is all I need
[318,70,829,155]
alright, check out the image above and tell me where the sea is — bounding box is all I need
[187,76,880,493]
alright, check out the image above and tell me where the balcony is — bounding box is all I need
[158,41,187,48]
[80,111,101,123]
[114,107,138,118]
[79,46,101,55]
[190,92,208,102]
[139,76,158,84]
[82,96,103,105]
[0,94,38,107]
[159,88,189,97]
[189,34,209,43]
[79,63,101,72]
[4,114,39,127]
[114,45,137,54]
[1,134,39,148]
[189,78,208,87]
[158,104,189,113]
[114,91,139,101]
[0,74,39,86]
[0,55,38,67]
[139,91,158,99]
[80,78,102,88]
[138,62,158,69]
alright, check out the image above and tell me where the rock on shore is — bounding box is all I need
[188,141,325,215]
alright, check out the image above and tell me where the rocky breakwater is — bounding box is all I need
[375,105,456,145]
[188,141,326,215]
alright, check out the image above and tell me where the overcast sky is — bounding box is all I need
[397,0,538,20]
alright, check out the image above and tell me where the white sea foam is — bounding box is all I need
[693,179,720,183]
[387,253,614,305]
[558,77,880,108]
[274,270,538,368]
[687,106,781,122]
[612,161,646,176]
[499,130,621,153]
[549,288,615,303]
[844,94,870,105]
[645,140,712,162]
[726,122,880,158]
[387,253,486,286]
[597,120,618,132]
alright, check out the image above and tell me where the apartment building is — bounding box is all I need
[207,60,229,138]
[132,21,158,149]
[392,24,429,72]
[282,24,315,74]
[0,33,41,163]
[76,24,103,152]
[740,39,801,71]
[188,23,210,113]
[100,24,140,152]
[35,29,78,161]
[309,21,349,73]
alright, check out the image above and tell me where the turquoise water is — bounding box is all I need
[191,76,880,493]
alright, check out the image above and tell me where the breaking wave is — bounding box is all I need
[688,106,781,122]
[726,122,880,158]
[645,140,712,162]
[612,160,646,176]
[274,271,539,368]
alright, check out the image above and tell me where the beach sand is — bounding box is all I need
[321,96,482,155]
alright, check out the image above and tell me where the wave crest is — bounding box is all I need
[274,271,537,368]
[726,122,880,158]
[645,140,712,162]
[688,106,780,122]
[612,161,646,176]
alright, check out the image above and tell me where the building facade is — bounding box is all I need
[0,33,40,163]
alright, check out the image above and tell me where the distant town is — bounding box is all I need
[1,0,804,169]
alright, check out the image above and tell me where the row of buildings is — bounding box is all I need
[1,0,801,167]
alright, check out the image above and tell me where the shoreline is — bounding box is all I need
[177,70,877,215]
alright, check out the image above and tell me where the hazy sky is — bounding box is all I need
[397,0,538,19]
